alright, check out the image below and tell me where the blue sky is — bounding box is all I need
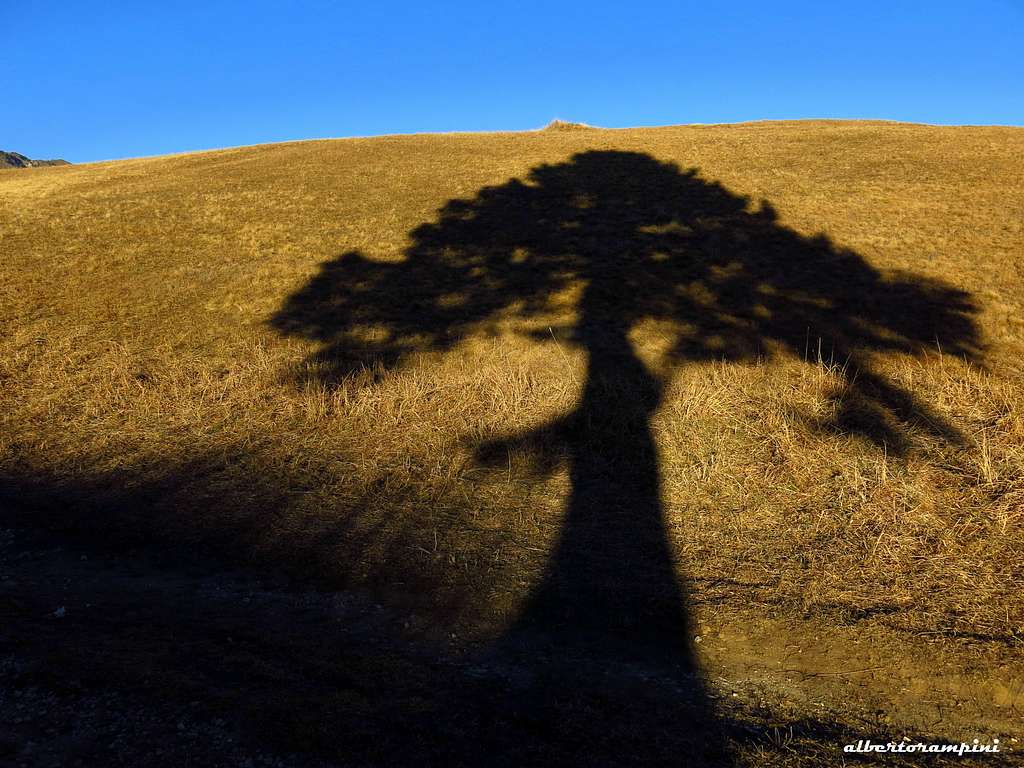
[4,1,1023,162]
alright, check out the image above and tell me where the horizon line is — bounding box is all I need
[12,117,1024,167]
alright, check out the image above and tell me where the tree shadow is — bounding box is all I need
[272,150,982,763]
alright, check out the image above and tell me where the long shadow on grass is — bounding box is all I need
[272,151,982,763]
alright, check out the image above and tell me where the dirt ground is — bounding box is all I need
[2,522,1018,767]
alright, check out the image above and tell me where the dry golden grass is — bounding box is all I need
[2,120,1022,643]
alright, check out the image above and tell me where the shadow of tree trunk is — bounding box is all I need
[270,150,982,763]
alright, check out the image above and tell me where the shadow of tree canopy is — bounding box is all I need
[275,150,980,450]
[271,150,982,762]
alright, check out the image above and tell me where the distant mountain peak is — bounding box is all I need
[1,151,70,169]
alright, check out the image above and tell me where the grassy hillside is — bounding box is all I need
[2,120,1023,648]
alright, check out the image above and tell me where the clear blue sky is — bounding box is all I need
[4,1,1022,162]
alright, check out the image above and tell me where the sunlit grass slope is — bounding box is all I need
[2,121,1022,641]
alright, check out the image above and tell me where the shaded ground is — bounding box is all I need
[1,524,1018,767]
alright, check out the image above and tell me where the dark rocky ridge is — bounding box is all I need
[1,150,70,169]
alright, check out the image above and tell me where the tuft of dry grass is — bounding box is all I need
[1,120,1022,643]
[541,119,596,131]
